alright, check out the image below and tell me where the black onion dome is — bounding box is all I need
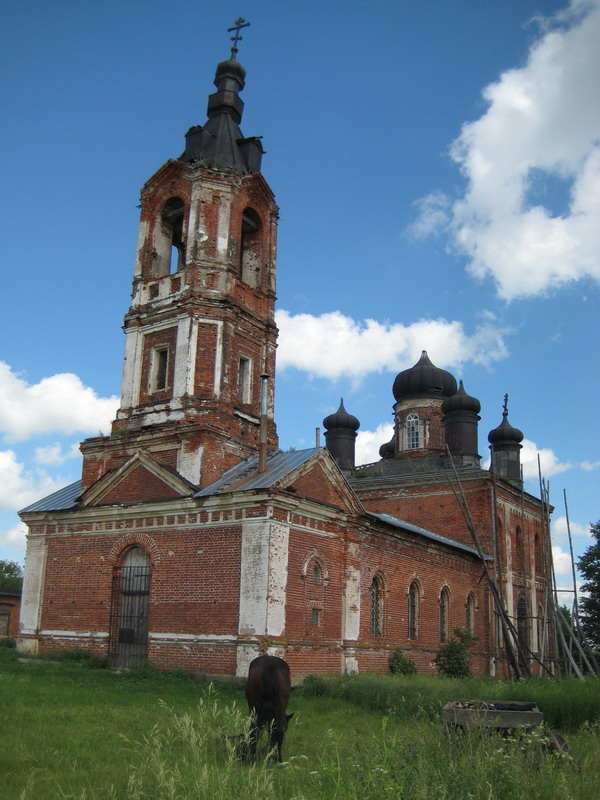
[488,402,524,445]
[379,437,395,458]
[323,398,360,432]
[393,351,457,401]
[214,58,247,84]
[442,380,481,415]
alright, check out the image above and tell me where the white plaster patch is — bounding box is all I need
[178,445,203,485]
[18,534,47,638]
[238,520,290,638]
[343,564,361,641]
[344,656,359,675]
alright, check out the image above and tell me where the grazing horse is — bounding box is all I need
[244,654,293,763]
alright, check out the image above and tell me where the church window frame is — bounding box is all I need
[406,413,420,450]
[370,573,384,637]
[0,603,12,637]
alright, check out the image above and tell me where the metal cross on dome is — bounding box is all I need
[228,17,250,60]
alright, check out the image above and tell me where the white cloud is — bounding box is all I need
[552,544,573,577]
[34,441,81,466]
[412,0,600,300]
[0,362,119,443]
[0,521,27,561]
[355,423,394,467]
[0,450,67,513]
[520,438,573,481]
[552,515,593,543]
[581,459,600,471]
[276,309,510,379]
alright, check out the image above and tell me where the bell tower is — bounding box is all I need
[81,21,279,492]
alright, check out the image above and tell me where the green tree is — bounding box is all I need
[0,560,23,591]
[577,520,600,649]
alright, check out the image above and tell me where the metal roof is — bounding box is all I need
[365,511,491,560]
[194,448,322,497]
[19,480,82,514]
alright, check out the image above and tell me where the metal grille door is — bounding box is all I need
[111,547,152,668]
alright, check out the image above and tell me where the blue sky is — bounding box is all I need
[1,0,598,601]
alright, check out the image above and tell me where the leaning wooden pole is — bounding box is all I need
[445,448,525,679]
[564,491,600,673]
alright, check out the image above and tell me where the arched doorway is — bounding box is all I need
[111,546,152,667]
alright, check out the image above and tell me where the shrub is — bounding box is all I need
[48,648,109,669]
[0,637,16,649]
[434,627,478,677]
[388,648,417,676]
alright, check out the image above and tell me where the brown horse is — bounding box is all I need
[243,654,293,762]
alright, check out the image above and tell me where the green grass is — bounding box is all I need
[1,647,599,799]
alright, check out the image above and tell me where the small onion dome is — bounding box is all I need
[214,58,246,85]
[488,401,524,445]
[323,398,360,432]
[393,350,457,401]
[379,437,395,458]
[442,380,481,415]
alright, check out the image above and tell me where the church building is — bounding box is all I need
[18,31,555,679]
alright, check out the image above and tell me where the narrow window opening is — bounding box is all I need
[152,347,168,392]
[439,588,449,643]
[408,582,419,639]
[311,608,322,627]
[466,594,476,633]
[238,356,251,403]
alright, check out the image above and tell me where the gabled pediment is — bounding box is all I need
[271,449,363,514]
[80,450,197,508]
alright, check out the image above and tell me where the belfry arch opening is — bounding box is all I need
[239,207,262,287]
[156,197,185,277]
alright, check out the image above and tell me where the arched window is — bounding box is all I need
[534,533,543,575]
[439,588,450,643]
[514,526,524,571]
[466,594,476,633]
[113,546,152,668]
[517,597,529,669]
[313,561,322,585]
[406,413,420,450]
[370,574,384,636]
[536,604,545,652]
[408,581,419,640]
[239,207,262,287]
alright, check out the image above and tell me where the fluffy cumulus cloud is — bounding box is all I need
[412,0,600,300]
[520,438,572,481]
[276,309,510,379]
[0,362,119,443]
[356,423,394,466]
[0,450,67,513]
